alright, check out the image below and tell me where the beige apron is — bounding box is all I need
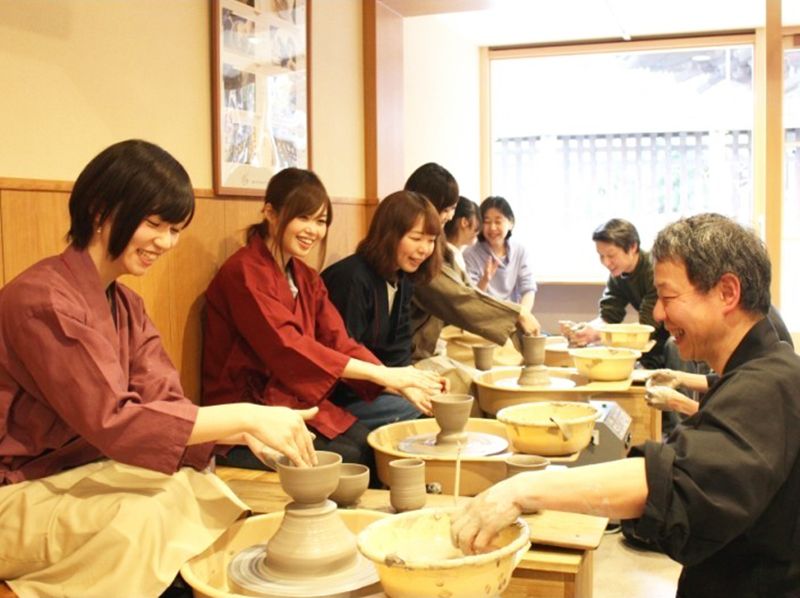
[0,460,248,598]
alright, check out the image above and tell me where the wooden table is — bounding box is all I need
[217,466,606,598]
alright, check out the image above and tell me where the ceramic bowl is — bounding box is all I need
[568,346,641,381]
[276,450,342,504]
[496,401,598,456]
[504,454,550,477]
[357,507,529,598]
[330,463,370,507]
[596,323,654,350]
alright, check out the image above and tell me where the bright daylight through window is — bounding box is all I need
[491,45,757,283]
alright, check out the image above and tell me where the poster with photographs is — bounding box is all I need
[212,0,309,196]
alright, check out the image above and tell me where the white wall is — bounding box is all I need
[402,15,480,199]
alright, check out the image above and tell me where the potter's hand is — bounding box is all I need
[250,405,318,467]
[646,369,681,390]
[398,386,434,416]
[450,476,525,555]
[517,310,541,336]
[380,366,446,395]
[644,386,698,416]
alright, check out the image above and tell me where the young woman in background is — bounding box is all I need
[322,190,443,429]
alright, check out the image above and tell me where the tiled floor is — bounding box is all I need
[593,529,681,598]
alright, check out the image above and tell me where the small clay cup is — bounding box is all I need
[389,458,426,512]
[276,450,342,506]
[505,454,550,478]
[472,344,495,371]
[432,394,474,445]
[330,463,370,507]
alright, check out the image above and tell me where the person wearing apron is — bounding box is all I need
[0,140,317,598]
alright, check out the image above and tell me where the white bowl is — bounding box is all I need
[596,323,655,350]
[569,346,641,381]
[357,507,529,598]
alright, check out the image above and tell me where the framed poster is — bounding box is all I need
[212,0,310,197]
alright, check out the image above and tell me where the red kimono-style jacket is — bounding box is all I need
[0,246,213,486]
[202,235,382,439]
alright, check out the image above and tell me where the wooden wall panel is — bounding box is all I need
[0,180,370,404]
[1,189,70,282]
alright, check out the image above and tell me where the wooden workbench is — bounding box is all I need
[216,466,606,598]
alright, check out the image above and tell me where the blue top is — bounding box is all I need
[462,239,537,303]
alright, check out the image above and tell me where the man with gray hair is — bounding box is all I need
[452,213,800,596]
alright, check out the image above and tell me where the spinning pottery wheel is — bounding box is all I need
[473,366,633,415]
[368,418,513,496]
[181,511,387,598]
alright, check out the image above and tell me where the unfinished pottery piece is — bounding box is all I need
[357,507,530,598]
[275,450,341,506]
[330,463,370,508]
[182,510,386,598]
[389,458,426,512]
[518,335,550,387]
[432,394,474,446]
[505,454,551,477]
[472,344,495,370]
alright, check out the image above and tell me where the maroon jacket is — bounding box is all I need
[202,235,381,439]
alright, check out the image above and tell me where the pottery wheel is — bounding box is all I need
[397,431,509,457]
[228,544,381,598]
[494,376,577,390]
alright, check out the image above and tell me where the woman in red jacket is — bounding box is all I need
[203,168,445,469]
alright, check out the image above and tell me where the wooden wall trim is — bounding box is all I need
[0,178,375,206]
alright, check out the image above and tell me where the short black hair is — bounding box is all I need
[592,218,640,253]
[404,162,459,213]
[68,139,195,258]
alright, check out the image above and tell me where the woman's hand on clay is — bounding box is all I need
[398,386,434,416]
[249,405,318,467]
[450,476,525,554]
[380,366,447,395]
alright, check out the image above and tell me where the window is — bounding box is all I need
[781,46,800,329]
[491,43,754,282]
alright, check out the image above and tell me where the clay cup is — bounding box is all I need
[389,458,426,512]
[472,344,495,371]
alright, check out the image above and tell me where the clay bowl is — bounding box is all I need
[596,323,655,350]
[331,463,370,508]
[276,450,341,505]
[496,401,599,456]
[568,347,641,381]
[357,507,530,598]
[181,510,387,598]
[505,454,550,477]
[367,418,512,496]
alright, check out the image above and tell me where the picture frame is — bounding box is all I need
[211,0,310,197]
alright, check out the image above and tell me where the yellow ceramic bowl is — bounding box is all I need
[357,507,529,598]
[496,401,599,455]
[596,323,654,350]
[568,346,641,381]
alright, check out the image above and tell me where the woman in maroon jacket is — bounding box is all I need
[203,168,445,469]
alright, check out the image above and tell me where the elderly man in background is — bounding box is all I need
[452,213,800,597]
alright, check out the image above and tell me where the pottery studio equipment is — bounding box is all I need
[190,450,386,598]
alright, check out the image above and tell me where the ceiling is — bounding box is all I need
[382,0,800,47]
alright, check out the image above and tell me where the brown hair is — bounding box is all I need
[247,168,333,265]
[356,190,442,284]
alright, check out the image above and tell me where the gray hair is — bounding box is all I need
[651,213,770,315]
